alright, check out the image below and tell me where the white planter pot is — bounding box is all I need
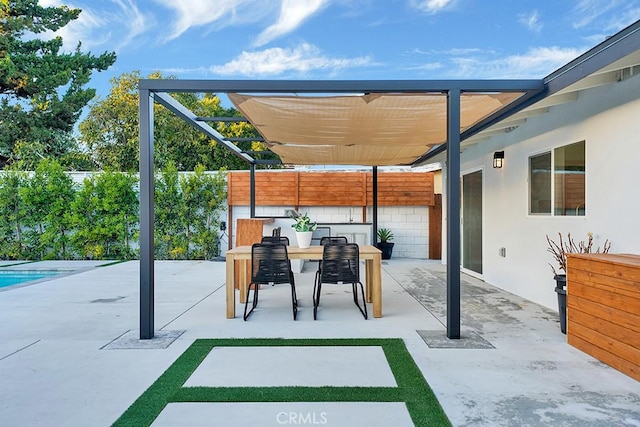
[295,231,313,249]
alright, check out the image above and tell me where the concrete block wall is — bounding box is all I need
[230,205,430,259]
[367,206,429,259]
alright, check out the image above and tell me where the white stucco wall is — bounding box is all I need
[448,73,640,310]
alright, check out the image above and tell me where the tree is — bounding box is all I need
[21,159,75,259]
[70,170,138,259]
[0,169,27,258]
[179,165,226,259]
[154,161,187,259]
[80,71,276,171]
[0,0,116,168]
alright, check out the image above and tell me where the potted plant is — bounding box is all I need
[546,232,611,333]
[290,211,317,248]
[375,228,395,260]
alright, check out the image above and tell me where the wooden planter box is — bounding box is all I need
[566,253,640,381]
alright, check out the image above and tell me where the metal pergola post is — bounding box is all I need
[250,163,256,218]
[372,166,378,245]
[139,89,155,339]
[446,88,461,339]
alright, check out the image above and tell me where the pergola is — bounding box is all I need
[136,19,640,340]
[138,79,547,340]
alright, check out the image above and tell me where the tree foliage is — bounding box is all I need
[154,161,186,259]
[69,170,139,260]
[80,70,278,172]
[179,164,226,259]
[0,159,229,261]
[0,169,26,258]
[21,159,75,259]
[0,0,116,168]
[154,162,226,259]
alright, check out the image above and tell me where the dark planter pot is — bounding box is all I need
[375,242,394,260]
[554,274,567,334]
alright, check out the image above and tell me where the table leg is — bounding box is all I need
[365,260,372,303]
[239,259,248,304]
[372,254,382,318]
[226,253,235,318]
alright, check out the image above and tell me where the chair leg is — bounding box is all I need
[353,281,368,319]
[290,282,298,320]
[313,281,322,320]
[289,271,298,320]
[243,282,260,320]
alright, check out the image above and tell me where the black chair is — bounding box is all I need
[314,236,349,283]
[244,243,297,320]
[261,235,290,245]
[313,243,367,320]
[261,236,292,285]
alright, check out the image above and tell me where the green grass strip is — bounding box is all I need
[112,338,450,427]
[97,260,128,267]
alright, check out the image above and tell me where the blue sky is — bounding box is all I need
[40,0,640,101]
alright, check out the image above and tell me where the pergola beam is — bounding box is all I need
[139,78,543,94]
[196,116,250,122]
[153,92,254,164]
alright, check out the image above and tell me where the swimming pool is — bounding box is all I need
[0,270,66,289]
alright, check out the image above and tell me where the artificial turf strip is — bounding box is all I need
[112,338,451,427]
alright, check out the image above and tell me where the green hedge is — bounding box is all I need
[0,160,226,260]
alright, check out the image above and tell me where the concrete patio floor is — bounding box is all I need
[0,259,638,426]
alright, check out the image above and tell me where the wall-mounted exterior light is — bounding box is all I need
[493,151,504,168]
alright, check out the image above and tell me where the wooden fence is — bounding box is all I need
[227,170,435,207]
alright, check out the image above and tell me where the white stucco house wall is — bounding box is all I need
[435,20,640,310]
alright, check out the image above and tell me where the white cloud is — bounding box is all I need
[448,46,583,79]
[210,42,371,76]
[410,0,456,14]
[254,0,328,47]
[111,0,149,49]
[571,0,625,29]
[154,0,271,41]
[519,10,543,33]
[38,0,150,52]
[601,7,640,33]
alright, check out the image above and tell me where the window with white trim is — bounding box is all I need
[529,141,585,216]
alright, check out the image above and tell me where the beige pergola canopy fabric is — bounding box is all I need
[228,92,523,166]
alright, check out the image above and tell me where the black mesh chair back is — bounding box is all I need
[319,236,348,246]
[261,236,290,245]
[313,243,367,319]
[244,243,297,320]
[314,236,349,282]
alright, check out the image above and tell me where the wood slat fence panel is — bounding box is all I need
[567,253,640,382]
[228,170,435,207]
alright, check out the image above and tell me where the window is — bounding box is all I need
[529,141,585,216]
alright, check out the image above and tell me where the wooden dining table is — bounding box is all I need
[225,245,383,318]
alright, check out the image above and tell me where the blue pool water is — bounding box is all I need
[0,270,64,288]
